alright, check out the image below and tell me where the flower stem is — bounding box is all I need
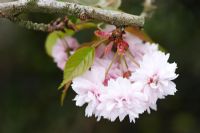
[122,56,129,70]
[126,50,140,67]
[105,52,118,77]
[91,39,108,48]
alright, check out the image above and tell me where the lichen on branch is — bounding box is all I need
[0,0,145,31]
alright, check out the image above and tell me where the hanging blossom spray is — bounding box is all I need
[0,0,178,123]
[49,24,178,123]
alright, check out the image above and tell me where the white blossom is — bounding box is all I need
[97,77,147,122]
[130,51,178,111]
[72,66,106,117]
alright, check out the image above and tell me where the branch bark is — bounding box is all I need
[0,0,145,31]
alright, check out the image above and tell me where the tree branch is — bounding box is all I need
[0,0,145,32]
[11,17,49,32]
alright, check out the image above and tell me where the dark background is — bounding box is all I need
[0,0,200,133]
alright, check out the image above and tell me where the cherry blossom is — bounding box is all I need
[52,37,79,70]
[72,66,105,117]
[97,77,147,122]
[130,51,178,111]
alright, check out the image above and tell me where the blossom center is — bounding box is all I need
[148,74,159,89]
[123,71,132,78]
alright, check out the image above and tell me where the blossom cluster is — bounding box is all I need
[52,26,178,123]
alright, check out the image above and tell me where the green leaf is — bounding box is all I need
[76,22,97,30]
[59,47,95,89]
[45,30,75,57]
[45,31,65,56]
[64,29,75,36]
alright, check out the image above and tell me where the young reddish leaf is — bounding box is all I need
[125,26,153,42]
[126,26,166,51]
[59,47,95,89]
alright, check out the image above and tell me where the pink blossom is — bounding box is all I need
[97,77,147,122]
[52,37,79,70]
[72,66,106,117]
[130,51,178,111]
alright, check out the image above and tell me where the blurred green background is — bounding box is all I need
[0,0,200,133]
